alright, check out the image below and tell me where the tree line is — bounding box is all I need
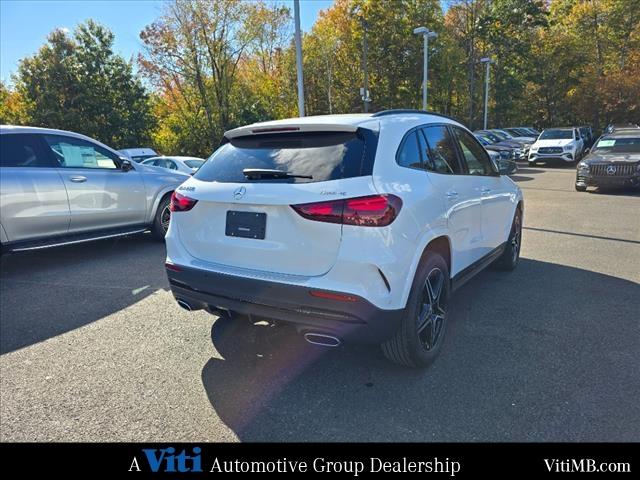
[1,0,638,158]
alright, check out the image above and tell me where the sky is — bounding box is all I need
[0,0,334,83]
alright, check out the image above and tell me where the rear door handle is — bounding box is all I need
[69,176,87,183]
[446,191,459,199]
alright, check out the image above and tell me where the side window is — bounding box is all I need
[452,127,495,176]
[0,134,53,168]
[167,161,178,170]
[43,135,119,169]
[421,125,462,174]
[397,131,423,169]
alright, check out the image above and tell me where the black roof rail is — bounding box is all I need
[371,109,461,123]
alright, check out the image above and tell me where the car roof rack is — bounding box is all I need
[371,109,460,123]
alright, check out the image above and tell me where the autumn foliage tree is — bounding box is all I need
[12,21,154,148]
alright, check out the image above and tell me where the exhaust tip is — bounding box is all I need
[303,332,341,347]
[176,299,192,312]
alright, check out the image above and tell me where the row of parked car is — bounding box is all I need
[118,147,205,175]
[472,125,597,168]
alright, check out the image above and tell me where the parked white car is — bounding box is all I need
[142,156,205,175]
[528,128,584,166]
[164,110,524,368]
[118,147,158,163]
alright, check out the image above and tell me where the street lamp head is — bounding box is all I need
[427,31,438,39]
[413,26,428,35]
[480,57,494,64]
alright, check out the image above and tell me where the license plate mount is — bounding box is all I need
[225,211,266,239]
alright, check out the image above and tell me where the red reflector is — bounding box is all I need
[309,290,358,302]
[165,262,182,272]
[170,191,198,212]
[291,194,402,227]
[251,126,300,134]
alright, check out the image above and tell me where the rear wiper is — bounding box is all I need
[242,168,312,180]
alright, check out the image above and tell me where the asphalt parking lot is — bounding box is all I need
[1,165,639,442]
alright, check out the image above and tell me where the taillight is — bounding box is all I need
[170,191,198,212]
[291,194,402,227]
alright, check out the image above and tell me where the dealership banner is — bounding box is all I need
[0,443,634,476]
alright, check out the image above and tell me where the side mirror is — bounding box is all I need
[121,159,134,172]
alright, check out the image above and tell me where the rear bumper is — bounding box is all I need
[167,265,404,343]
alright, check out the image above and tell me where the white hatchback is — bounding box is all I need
[165,110,524,367]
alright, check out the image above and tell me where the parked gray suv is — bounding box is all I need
[0,125,189,252]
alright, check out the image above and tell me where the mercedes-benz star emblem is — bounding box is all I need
[233,186,246,200]
[606,165,617,175]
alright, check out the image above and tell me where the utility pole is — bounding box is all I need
[413,27,437,111]
[294,0,305,117]
[480,57,494,129]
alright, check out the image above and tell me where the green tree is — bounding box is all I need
[139,0,294,155]
[14,21,154,148]
[0,81,30,125]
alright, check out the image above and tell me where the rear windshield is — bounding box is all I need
[194,130,376,183]
[540,130,573,140]
[594,137,640,153]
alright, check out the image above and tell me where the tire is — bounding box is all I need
[151,194,172,240]
[575,184,587,192]
[493,207,522,271]
[382,252,450,368]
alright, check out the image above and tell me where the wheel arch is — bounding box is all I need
[398,233,453,309]
[148,187,174,224]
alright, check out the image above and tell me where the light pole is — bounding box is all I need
[294,0,305,117]
[361,18,371,112]
[413,26,437,111]
[480,57,494,129]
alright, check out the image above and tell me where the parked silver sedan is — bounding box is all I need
[141,156,205,175]
[0,125,189,252]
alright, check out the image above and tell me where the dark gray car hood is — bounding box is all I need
[583,152,640,164]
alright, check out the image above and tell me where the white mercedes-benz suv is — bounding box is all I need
[165,110,523,367]
[528,127,584,166]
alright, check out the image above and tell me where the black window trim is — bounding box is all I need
[394,127,428,172]
[395,122,465,175]
[447,125,499,177]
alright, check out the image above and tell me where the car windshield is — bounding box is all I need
[184,159,204,168]
[474,135,489,146]
[593,137,640,153]
[490,131,509,140]
[539,130,573,140]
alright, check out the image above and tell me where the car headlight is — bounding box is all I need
[564,144,574,152]
[530,146,538,152]
[578,162,589,171]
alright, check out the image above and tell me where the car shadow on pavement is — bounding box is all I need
[201,258,640,442]
[0,235,167,354]
[508,175,534,182]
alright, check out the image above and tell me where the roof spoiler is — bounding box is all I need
[225,123,358,139]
